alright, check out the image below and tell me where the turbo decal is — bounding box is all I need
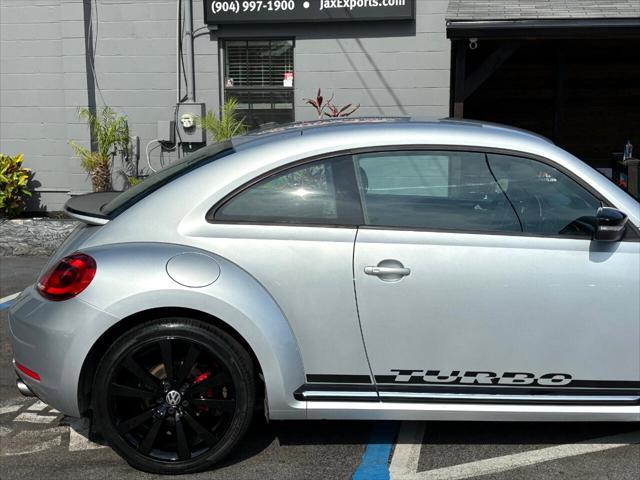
[382,369,573,386]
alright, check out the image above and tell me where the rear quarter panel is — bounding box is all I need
[77,242,306,419]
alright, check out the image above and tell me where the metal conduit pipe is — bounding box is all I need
[184,0,196,102]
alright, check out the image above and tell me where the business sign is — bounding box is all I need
[204,0,415,24]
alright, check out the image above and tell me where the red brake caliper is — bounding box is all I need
[192,371,212,413]
[193,371,210,385]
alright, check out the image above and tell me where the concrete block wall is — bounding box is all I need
[1,0,92,211]
[298,0,451,118]
[0,0,451,212]
[85,0,220,180]
[218,0,451,119]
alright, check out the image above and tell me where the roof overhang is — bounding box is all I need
[447,18,640,39]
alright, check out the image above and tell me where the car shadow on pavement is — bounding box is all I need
[216,418,640,473]
[217,417,640,469]
[217,417,374,467]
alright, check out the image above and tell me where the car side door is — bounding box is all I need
[353,148,640,405]
[198,155,375,392]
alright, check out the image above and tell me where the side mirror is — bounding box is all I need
[594,207,628,242]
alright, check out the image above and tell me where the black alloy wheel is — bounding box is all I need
[92,318,255,474]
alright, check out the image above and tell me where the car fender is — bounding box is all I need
[79,242,306,419]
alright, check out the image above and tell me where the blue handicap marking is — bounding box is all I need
[0,299,16,311]
[0,292,20,311]
[352,421,400,480]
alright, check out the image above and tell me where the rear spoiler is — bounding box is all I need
[63,192,119,225]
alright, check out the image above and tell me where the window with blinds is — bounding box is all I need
[224,40,294,129]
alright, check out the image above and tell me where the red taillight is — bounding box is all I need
[37,252,96,301]
[15,361,41,381]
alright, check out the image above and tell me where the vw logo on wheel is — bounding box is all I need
[165,390,182,406]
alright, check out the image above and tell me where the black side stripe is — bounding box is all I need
[377,395,638,406]
[307,374,640,389]
[374,376,640,389]
[294,383,640,406]
[376,384,640,397]
[306,374,372,384]
[294,384,377,402]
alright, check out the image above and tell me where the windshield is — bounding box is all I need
[102,141,235,217]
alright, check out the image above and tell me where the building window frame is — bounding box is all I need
[220,38,295,129]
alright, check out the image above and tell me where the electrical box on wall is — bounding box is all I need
[177,103,206,146]
[157,120,175,144]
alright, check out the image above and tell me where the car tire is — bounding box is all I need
[92,317,255,474]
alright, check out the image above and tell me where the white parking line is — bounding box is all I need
[390,422,426,477]
[26,401,48,412]
[0,292,20,304]
[0,428,66,456]
[389,422,640,480]
[0,398,109,456]
[68,418,106,451]
[0,404,23,415]
[13,412,59,424]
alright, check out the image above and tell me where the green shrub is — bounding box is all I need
[0,153,31,218]
[198,98,247,142]
[127,175,142,187]
[69,106,129,192]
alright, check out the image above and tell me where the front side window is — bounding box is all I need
[224,39,294,129]
[215,156,361,225]
[486,154,602,236]
[355,151,521,232]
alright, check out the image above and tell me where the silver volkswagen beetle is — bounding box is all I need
[9,118,640,473]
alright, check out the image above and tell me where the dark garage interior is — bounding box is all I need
[447,13,640,197]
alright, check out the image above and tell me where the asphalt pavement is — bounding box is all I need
[1,256,638,479]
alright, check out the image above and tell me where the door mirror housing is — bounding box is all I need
[594,207,628,242]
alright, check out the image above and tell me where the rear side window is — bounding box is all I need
[486,154,602,236]
[355,151,521,232]
[214,155,362,225]
[102,141,234,217]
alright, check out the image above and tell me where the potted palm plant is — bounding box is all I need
[70,107,129,192]
[198,98,247,142]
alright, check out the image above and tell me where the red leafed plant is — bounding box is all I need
[304,89,360,119]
